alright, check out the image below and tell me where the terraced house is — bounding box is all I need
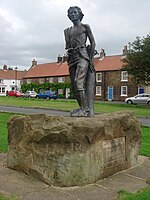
[23,47,149,101]
[0,65,26,96]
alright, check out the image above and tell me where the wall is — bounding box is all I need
[23,72,140,101]
[95,70,138,101]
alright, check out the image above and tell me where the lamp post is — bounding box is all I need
[15,67,18,90]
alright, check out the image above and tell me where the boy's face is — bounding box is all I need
[68,8,80,22]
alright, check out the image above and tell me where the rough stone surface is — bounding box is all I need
[7,111,141,186]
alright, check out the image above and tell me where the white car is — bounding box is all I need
[23,91,37,98]
[125,93,150,105]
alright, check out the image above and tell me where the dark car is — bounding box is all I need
[36,90,58,100]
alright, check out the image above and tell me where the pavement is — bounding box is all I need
[0,154,150,200]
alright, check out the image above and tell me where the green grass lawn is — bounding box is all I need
[0,194,19,200]
[0,113,14,152]
[140,126,150,156]
[95,102,150,117]
[118,187,150,200]
[0,96,150,117]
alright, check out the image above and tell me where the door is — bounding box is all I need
[66,88,70,98]
[108,86,113,101]
[139,87,144,94]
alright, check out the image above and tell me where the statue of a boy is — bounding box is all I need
[64,6,96,117]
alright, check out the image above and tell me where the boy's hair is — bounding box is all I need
[67,6,84,21]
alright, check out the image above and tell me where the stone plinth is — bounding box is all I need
[7,112,141,186]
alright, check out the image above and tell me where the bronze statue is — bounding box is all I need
[64,6,96,117]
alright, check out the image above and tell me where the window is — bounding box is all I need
[96,73,102,82]
[0,79,4,84]
[0,87,5,93]
[121,86,127,96]
[96,86,101,96]
[39,78,45,84]
[121,71,128,81]
[2,87,5,93]
[58,89,63,94]
[27,79,31,84]
[48,77,53,83]
[58,77,65,83]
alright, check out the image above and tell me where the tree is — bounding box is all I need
[122,34,150,84]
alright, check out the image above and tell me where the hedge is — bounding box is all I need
[21,82,75,99]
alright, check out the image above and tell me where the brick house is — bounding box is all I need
[94,51,137,101]
[23,59,69,84]
[23,58,71,98]
[0,65,27,96]
[94,48,150,101]
[23,49,149,101]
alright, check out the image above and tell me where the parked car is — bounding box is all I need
[36,90,58,100]
[22,91,37,98]
[125,93,150,105]
[8,90,24,97]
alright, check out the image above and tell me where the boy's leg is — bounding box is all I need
[85,68,96,117]
[70,59,89,117]
[69,65,81,108]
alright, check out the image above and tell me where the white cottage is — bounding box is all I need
[0,65,26,96]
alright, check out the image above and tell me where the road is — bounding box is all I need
[0,105,70,116]
[0,105,149,126]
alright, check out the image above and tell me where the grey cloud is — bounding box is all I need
[0,0,150,70]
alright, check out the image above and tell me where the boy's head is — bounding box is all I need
[67,6,84,22]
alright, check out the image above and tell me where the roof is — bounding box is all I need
[23,55,124,79]
[23,62,69,78]
[94,55,123,71]
[0,69,27,80]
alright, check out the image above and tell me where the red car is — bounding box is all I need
[8,90,24,97]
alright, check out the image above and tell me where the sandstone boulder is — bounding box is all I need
[7,111,141,186]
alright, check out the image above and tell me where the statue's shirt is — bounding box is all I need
[64,23,90,66]
[69,24,87,48]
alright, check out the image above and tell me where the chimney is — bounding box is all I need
[57,55,62,63]
[31,59,37,67]
[3,65,7,70]
[62,54,68,63]
[123,45,128,55]
[99,49,106,59]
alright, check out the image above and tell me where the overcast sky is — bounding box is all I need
[0,0,150,70]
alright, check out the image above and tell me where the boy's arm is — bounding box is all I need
[64,28,70,49]
[85,24,96,61]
